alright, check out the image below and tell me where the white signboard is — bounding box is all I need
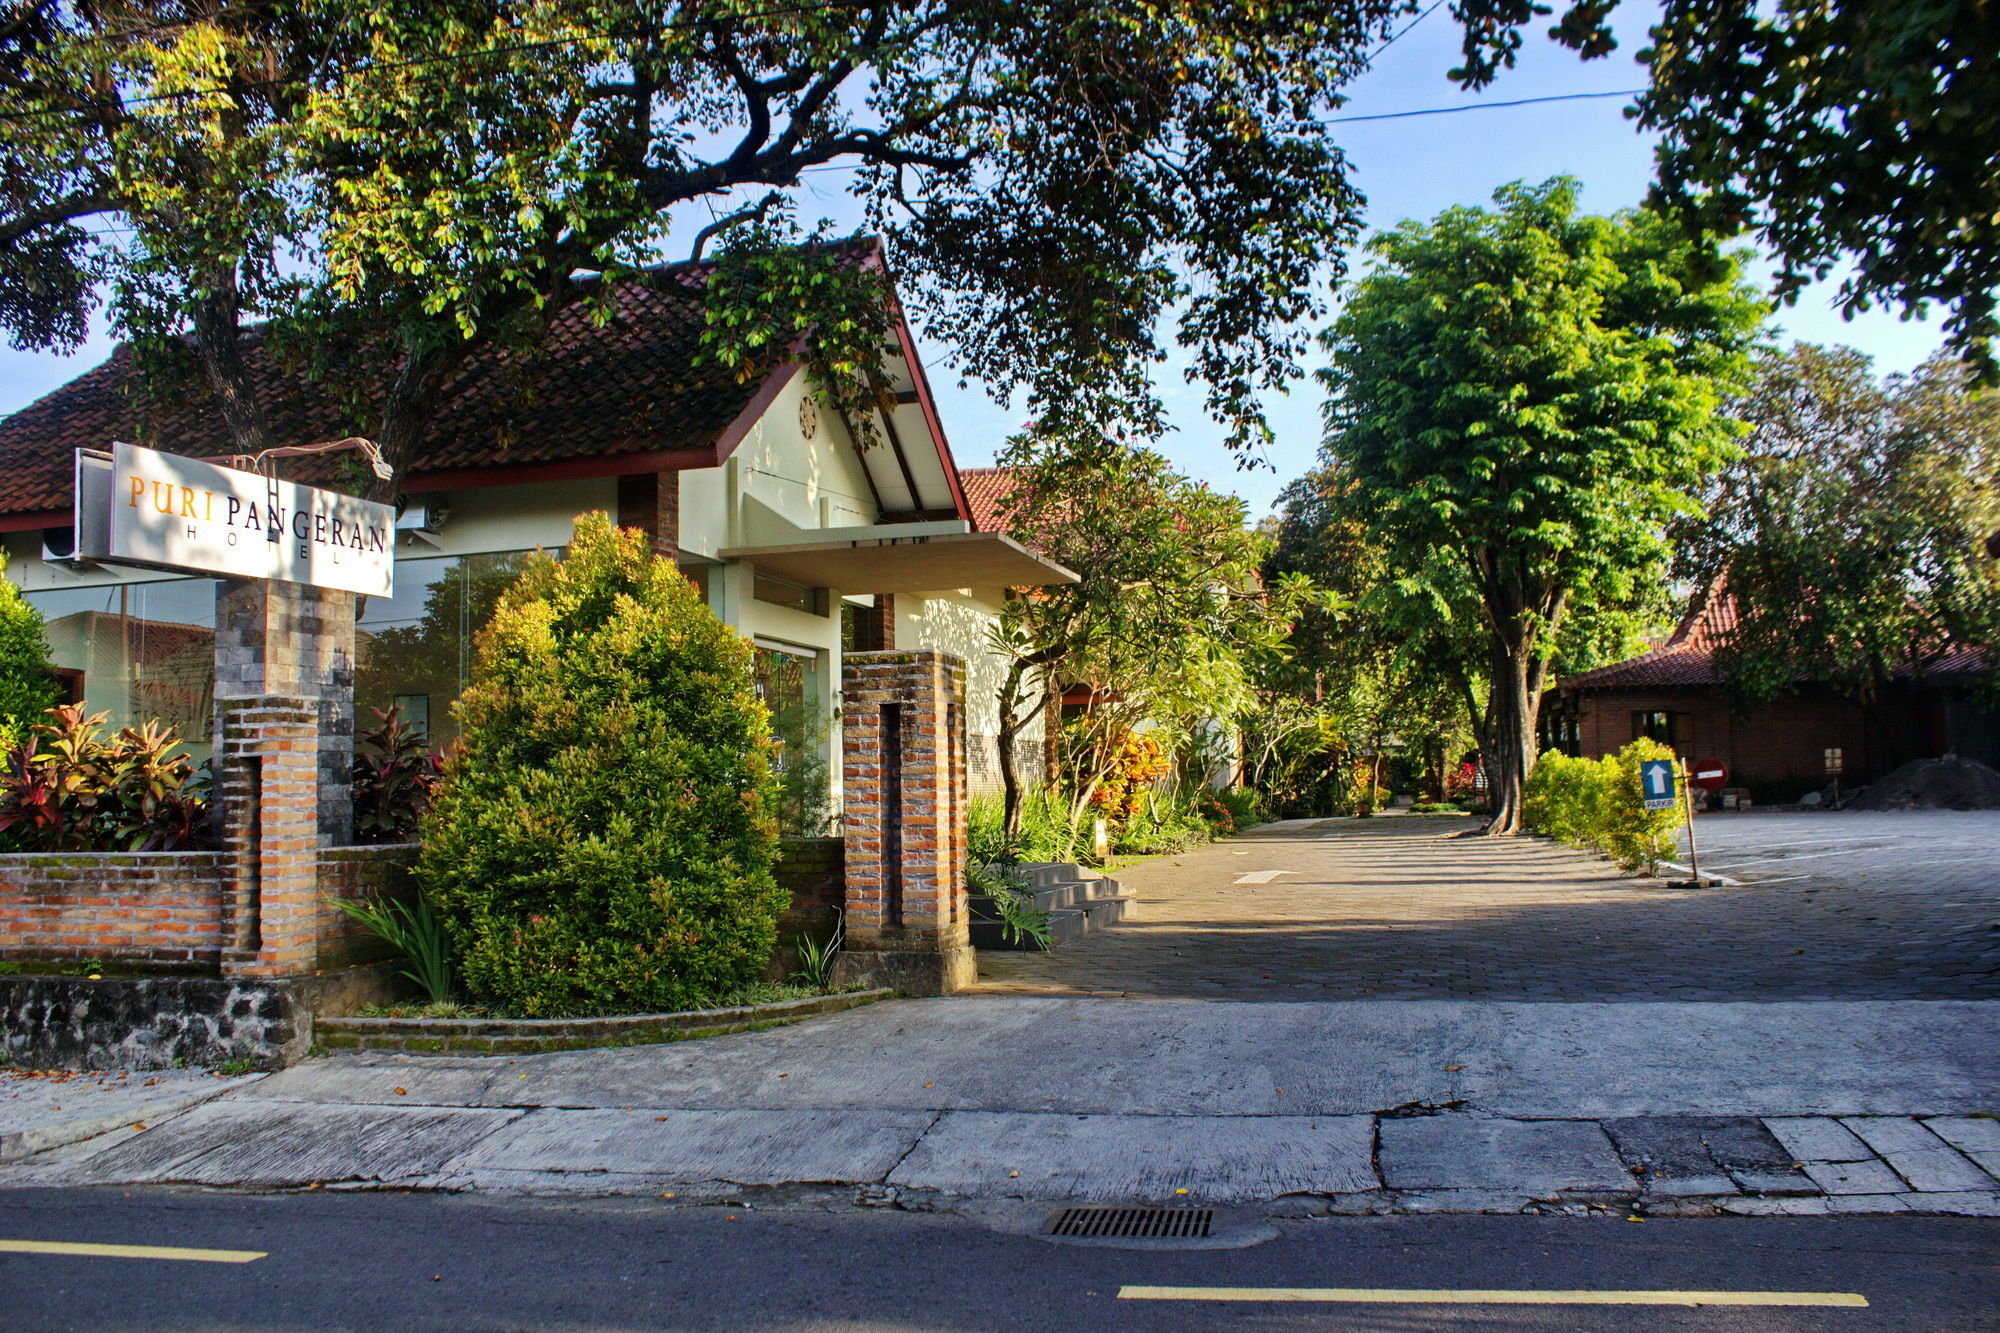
[93,442,395,596]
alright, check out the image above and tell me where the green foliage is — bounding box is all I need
[1,1,1454,475]
[1318,178,1765,832]
[1676,345,2000,705]
[787,919,843,993]
[418,513,783,1018]
[988,434,1323,838]
[0,560,58,749]
[349,707,442,845]
[1523,739,1686,874]
[1456,1,2000,377]
[1111,787,1217,857]
[329,892,454,1005]
[0,706,213,852]
[968,864,1053,951]
[1213,786,1267,829]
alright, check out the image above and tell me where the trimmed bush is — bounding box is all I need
[418,513,784,1017]
[0,556,57,748]
[1523,738,1686,873]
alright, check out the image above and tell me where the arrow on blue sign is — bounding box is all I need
[1642,761,1675,798]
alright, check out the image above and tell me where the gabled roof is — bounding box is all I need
[957,466,1018,533]
[1560,591,1738,691]
[0,247,972,529]
[1561,585,1988,692]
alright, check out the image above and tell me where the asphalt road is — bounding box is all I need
[1,1188,1995,1331]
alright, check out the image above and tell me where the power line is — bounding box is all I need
[1324,87,1644,125]
[1370,0,1444,59]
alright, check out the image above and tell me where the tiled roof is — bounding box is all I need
[1561,591,1737,691]
[0,263,764,518]
[956,466,1020,533]
[1562,587,1988,691]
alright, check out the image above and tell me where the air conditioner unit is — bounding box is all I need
[394,499,447,547]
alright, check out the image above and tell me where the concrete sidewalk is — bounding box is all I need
[1,1066,260,1162]
[8,996,1998,1216]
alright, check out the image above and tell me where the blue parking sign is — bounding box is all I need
[1640,759,1679,811]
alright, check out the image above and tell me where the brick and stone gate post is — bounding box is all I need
[213,579,356,979]
[833,649,973,995]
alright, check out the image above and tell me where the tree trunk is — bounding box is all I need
[1482,635,1537,834]
[995,660,1048,838]
[190,280,272,457]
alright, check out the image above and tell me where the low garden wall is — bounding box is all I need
[315,844,420,969]
[775,837,844,937]
[0,844,420,973]
[0,851,232,970]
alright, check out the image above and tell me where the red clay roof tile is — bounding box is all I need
[0,264,760,517]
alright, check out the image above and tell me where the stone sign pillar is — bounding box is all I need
[834,649,973,995]
[214,579,357,845]
[213,579,356,979]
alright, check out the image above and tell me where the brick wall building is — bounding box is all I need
[1551,591,1991,798]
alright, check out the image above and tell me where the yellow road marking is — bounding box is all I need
[0,1239,266,1264]
[1117,1287,1867,1307]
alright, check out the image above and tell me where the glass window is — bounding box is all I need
[22,577,220,763]
[753,573,827,616]
[355,550,539,748]
[1633,710,1675,745]
[754,641,831,835]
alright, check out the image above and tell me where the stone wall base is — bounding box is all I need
[0,962,411,1071]
[832,946,975,997]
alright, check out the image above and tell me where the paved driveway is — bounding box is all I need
[973,813,2000,1000]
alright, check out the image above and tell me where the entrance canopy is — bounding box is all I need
[720,530,1076,595]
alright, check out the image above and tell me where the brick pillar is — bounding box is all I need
[858,594,895,652]
[834,649,973,995]
[216,695,322,979]
[617,471,681,559]
[214,579,356,845]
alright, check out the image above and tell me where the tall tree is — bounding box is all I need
[1456,1,2000,375]
[1,0,1449,481]
[1318,178,1764,834]
[1677,343,2000,705]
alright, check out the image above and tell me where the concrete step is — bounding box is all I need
[969,907,1088,952]
[1010,862,1107,888]
[1021,879,1125,911]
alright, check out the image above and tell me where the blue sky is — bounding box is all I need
[0,6,1950,521]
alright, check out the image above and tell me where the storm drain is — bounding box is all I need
[1045,1206,1213,1239]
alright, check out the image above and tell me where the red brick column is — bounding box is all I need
[617,472,681,559]
[834,650,973,994]
[217,696,323,980]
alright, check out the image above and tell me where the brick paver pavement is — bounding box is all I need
[972,811,2000,999]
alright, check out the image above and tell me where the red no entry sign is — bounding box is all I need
[1690,759,1730,792]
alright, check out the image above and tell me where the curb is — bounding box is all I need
[314,988,892,1055]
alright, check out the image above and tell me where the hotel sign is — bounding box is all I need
[74,443,395,595]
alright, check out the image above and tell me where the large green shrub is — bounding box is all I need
[418,513,783,1017]
[0,556,58,747]
[1522,738,1686,874]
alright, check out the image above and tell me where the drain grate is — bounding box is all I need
[1046,1206,1213,1239]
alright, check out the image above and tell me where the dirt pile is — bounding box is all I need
[1845,755,2000,811]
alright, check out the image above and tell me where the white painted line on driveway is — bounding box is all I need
[1117,1287,1868,1307]
[1233,870,1294,885]
[1699,849,1864,871]
[1656,863,1744,887]
[0,1238,266,1263]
